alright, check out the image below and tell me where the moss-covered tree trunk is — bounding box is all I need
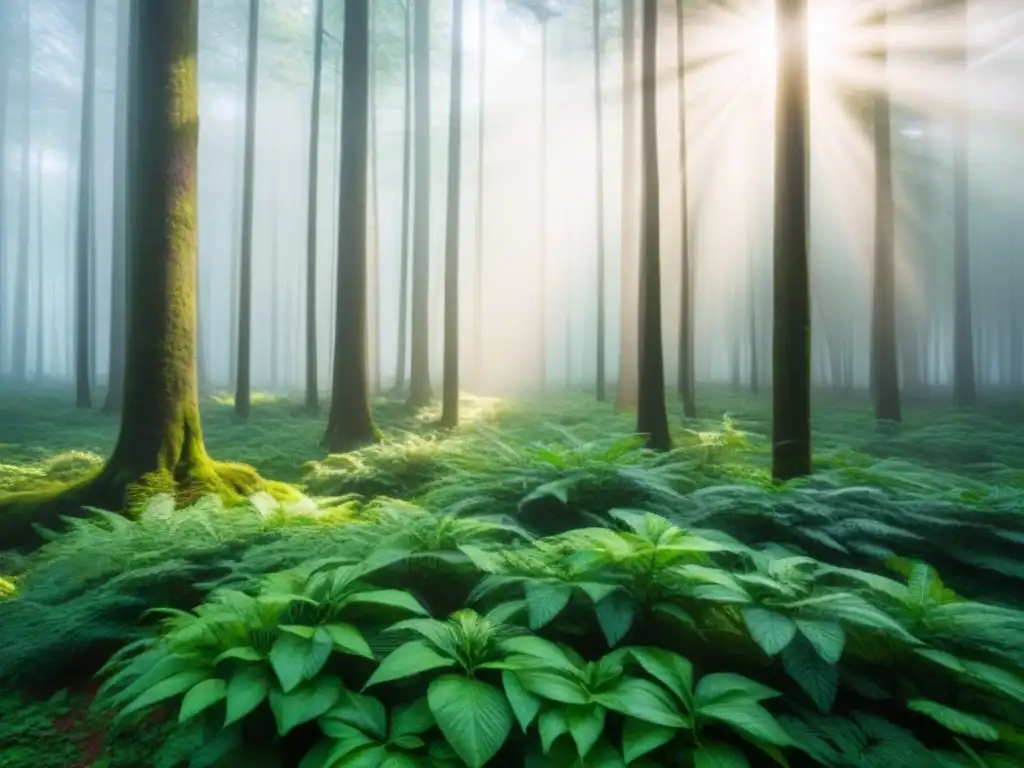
[304,0,325,412]
[406,0,433,409]
[616,0,639,410]
[635,0,670,452]
[771,0,812,481]
[440,0,465,429]
[75,0,97,409]
[234,0,261,421]
[324,0,378,453]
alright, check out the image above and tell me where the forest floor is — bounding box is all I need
[1,385,1024,766]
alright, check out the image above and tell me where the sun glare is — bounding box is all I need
[747,1,849,86]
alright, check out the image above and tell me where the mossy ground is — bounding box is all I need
[2,383,1023,765]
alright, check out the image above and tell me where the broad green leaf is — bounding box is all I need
[281,625,319,640]
[538,708,570,754]
[962,660,1024,705]
[364,641,456,689]
[742,608,797,657]
[428,675,513,768]
[780,636,839,714]
[594,678,689,728]
[794,618,845,664]
[625,647,693,708]
[225,664,271,726]
[110,653,197,707]
[694,674,780,707]
[693,743,751,768]
[915,648,966,674]
[213,647,265,664]
[499,636,577,673]
[270,630,333,693]
[596,591,636,648]
[621,718,676,763]
[333,745,388,767]
[321,689,388,740]
[390,697,435,739]
[525,581,574,630]
[787,593,918,644]
[323,622,375,659]
[503,671,543,732]
[390,734,425,750]
[188,725,242,768]
[907,700,1000,742]
[116,669,210,724]
[321,723,380,764]
[567,704,605,759]
[652,602,697,629]
[178,678,228,723]
[515,669,589,705]
[269,676,344,736]
[697,701,791,747]
[343,589,430,616]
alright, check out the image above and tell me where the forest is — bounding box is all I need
[1,0,1023,766]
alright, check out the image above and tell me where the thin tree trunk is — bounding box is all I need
[270,189,280,390]
[12,4,33,384]
[592,0,607,401]
[304,0,325,411]
[34,149,45,382]
[473,0,487,391]
[440,0,465,428]
[368,4,382,395]
[0,0,8,374]
[771,0,811,480]
[952,0,975,407]
[635,0,670,451]
[75,0,98,409]
[676,0,696,417]
[616,0,639,409]
[537,22,549,389]
[407,0,433,408]
[324,0,377,451]
[393,0,413,394]
[234,0,261,420]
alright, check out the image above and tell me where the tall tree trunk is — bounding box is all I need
[64,111,76,378]
[103,0,133,413]
[393,0,413,394]
[749,267,759,396]
[34,149,44,382]
[440,0,465,428]
[75,0,97,409]
[952,0,975,407]
[676,0,696,417]
[228,125,242,391]
[635,0,670,451]
[406,0,433,408]
[368,4,382,396]
[270,191,280,390]
[537,21,549,389]
[0,0,8,374]
[324,0,377,451]
[327,52,342,380]
[473,0,487,391]
[304,0,325,411]
[771,0,811,481]
[12,3,33,384]
[234,0,261,420]
[616,0,639,409]
[592,0,607,402]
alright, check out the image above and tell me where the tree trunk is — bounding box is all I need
[0,0,8,373]
[952,0,975,407]
[440,0,465,429]
[592,0,607,402]
[75,0,97,409]
[537,22,549,389]
[635,0,670,452]
[270,189,280,391]
[368,2,382,396]
[304,0,325,411]
[34,149,45,382]
[103,0,133,414]
[676,0,696,417]
[393,0,413,395]
[228,124,242,391]
[616,0,639,410]
[234,0,261,420]
[12,4,33,384]
[771,0,811,481]
[473,0,487,391]
[406,0,433,408]
[324,0,377,452]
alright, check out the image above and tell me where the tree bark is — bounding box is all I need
[0,0,8,373]
[473,0,487,391]
[75,0,97,409]
[393,0,414,395]
[234,0,261,420]
[34,149,45,382]
[12,2,33,384]
[952,0,975,407]
[592,0,607,402]
[676,0,696,417]
[771,0,812,481]
[407,0,433,408]
[304,0,325,411]
[635,0,670,452]
[440,0,465,428]
[537,21,550,389]
[324,0,378,452]
[616,0,639,410]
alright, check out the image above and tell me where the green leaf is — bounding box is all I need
[335,746,388,768]
[364,641,456,689]
[596,591,635,648]
[323,622,375,659]
[178,678,227,723]
[213,647,265,664]
[788,593,918,644]
[567,704,606,759]
[594,678,689,728]
[697,701,791,747]
[321,689,388,740]
[499,636,577,673]
[538,708,570,754]
[780,635,839,714]
[269,676,344,736]
[515,669,589,705]
[503,671,543,732]
[389,697,435,739]
[270,629,333,693]
[794,618,845,664]
[115,669,209,724]
[281,624,319,640]
[693,743,751,768]
[694,674,780,707]
[319,723,379,764]
[625,647,693,709]
[907,700,1000,742]
[343,589,430,616]
[742,608,797,657]
[621,718,676,764]
[225,664,271,726]
[525,581,574,630]
[427,675,513,768]
[390,734,425,750]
